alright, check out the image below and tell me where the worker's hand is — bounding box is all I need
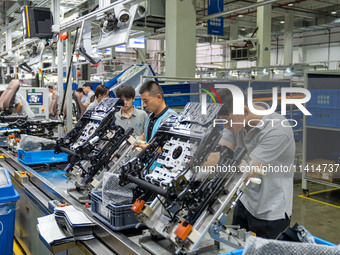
[244,172,257,183]
[243,159,265,183]
[13,102,23,114]
[133,143,149,151]
[133,139,149,151]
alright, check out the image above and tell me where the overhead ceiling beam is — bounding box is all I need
[6,2,21,16]
[0,9,5,25]
[212,0,325,20]
[0,38,40,58]
[0,0,50,35]
[197,0,280,21]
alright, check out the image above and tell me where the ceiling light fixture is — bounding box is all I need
[238,14,243,18]
[272,69,279,75]
[284,68,294,77]
[331,11,337,15]
[241,28,246,31]
[260,68,269,76]
[288,3,293,6]
[280,20,285,24]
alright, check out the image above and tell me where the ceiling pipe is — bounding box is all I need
[197,0,280,22]
[314,0,340,7]
[219,0,336,19]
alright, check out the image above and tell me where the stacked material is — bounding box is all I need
[55,206,95,239]
[37,205,95,247]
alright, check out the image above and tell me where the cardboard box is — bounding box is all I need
[321,171,340,183]
[306,159,340,183]
[305,159,322,180]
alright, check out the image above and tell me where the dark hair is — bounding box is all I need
[76,88,84,93]
[48,85,53,90]
[91,85,109,102]
[215,88,246,116]
[115,85,135,99]
[83,82,93,90]
[139,80,164,99]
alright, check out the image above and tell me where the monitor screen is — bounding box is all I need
[21,6,53,39]
[27,92,43,105]
[34,9,52,35]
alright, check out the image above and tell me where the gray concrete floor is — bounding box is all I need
[225,181,340,245]
[291,182,340,245]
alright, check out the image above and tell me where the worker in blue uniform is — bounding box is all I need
[137,80,177,149]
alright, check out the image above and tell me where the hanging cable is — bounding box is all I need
[59,28,79,117]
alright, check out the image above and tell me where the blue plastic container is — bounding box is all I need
[0,167,20,255]
[161,84,190,94]
[308,89,340,109]
[17,150,68,165]
[165,96,191,106]
[306,107,340,128]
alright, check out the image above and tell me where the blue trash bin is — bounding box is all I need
[0,167,20,255]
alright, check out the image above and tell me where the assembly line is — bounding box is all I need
[0,0,340,255]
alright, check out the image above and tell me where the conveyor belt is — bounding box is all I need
[0,148,239,255]
[0,148,149,255]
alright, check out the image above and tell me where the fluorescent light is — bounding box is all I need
[238,14,243,18]
[227,71,238,77]
[251,70,257,76]
[331,11,337,15]
[280,21,285,24]
[241,28,246,31]
[284,68,294,76]
[261,68,269,76]
[288,3,293,6]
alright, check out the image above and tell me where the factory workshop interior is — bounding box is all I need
[0,0,340,254]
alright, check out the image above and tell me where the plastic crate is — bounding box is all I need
[165,96,190,106]
[161,84,190,94]
[308,89,340,109]
[306,107,340,127]
[17,150,68,165]
[91,191,151,231]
